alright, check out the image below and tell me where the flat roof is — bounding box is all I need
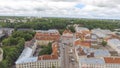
[35,29,59,33]
[16,57,37,64]
[15,47,33,64]
[92,28,112,38]
[108,39,120,50]
[79,58,105,64]
[94,50,110,57]
[75,27,89,31]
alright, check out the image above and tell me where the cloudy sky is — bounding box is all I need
[0,0,120,19]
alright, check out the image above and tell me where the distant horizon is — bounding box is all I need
[0,15,120,20]
[0,0,120,20]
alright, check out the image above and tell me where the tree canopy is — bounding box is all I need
[1,38,25,68]
[0,18,120,31]
[39,43,52,56]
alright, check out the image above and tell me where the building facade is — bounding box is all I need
[0,48,3,62]
[35,29,60,45]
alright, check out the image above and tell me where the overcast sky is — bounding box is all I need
[0,0,120,19]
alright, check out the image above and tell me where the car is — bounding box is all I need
[71,58,75,62]
[69,49,73,54]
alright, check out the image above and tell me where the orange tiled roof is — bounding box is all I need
[38,42,59,60]
[105,34,120,41]
[104,57,120,64]
[62,29,73,35]
[74,39,91,47]
[76,30,91,38]
[38,55,58,60]
[35,32,60,41]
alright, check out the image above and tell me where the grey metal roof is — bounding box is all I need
[16,57,37,64]
[79,58,105,64]
[15,47,35,64]
[108,39,120,47]
[91,28,112,38]
[94,50,110,57]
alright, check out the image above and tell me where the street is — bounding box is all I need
[61,35,79,68]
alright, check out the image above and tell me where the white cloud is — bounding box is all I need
[0,0,120,19]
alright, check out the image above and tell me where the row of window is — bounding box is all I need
[80,64,120,68]
[16,62,60,68]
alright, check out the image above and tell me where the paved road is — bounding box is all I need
[62,44,79,68]
[61,34,79,68]
[64,45,69,68]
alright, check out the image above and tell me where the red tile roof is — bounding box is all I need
[38,55,58,60]
[74,39,91,47]
[104,57,120,64]
[62,29,73,35]
[35,32,60,41]
[76,30,91,39]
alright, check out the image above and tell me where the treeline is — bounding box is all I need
[1,18,70,30]
[0,18,120,31]
[73,19,120,30]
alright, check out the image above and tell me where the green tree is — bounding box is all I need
[12,31,35,41]
[1,38,25,67]
[68,25,75,33]
[39,43,52,56]
[102,40,107,47]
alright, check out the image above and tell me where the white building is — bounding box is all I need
[91,28,113,39]
[79,57,120,68]
[107,39,120,53]
[0,48,3,62]
[15,47,33,64]
[79,58,105,68]
[104,57,120,68]
[16,42,61,68]
[91,28,114,46]
[75,27,89,33]
[75,46,111,61]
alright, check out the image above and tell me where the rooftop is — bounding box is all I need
[107,39,120,52]
[35,29,59,34]
[75,27,89,33]
[94,50,110,57]
[16,57,37,64]
[35,30,60,41]
[15,47,33,64]
[79,58,105,64]
[104,57,120,64]
[74,39,91,47]
[107,39,120,47]
[91,28,113,38]
[62,29,73,35]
